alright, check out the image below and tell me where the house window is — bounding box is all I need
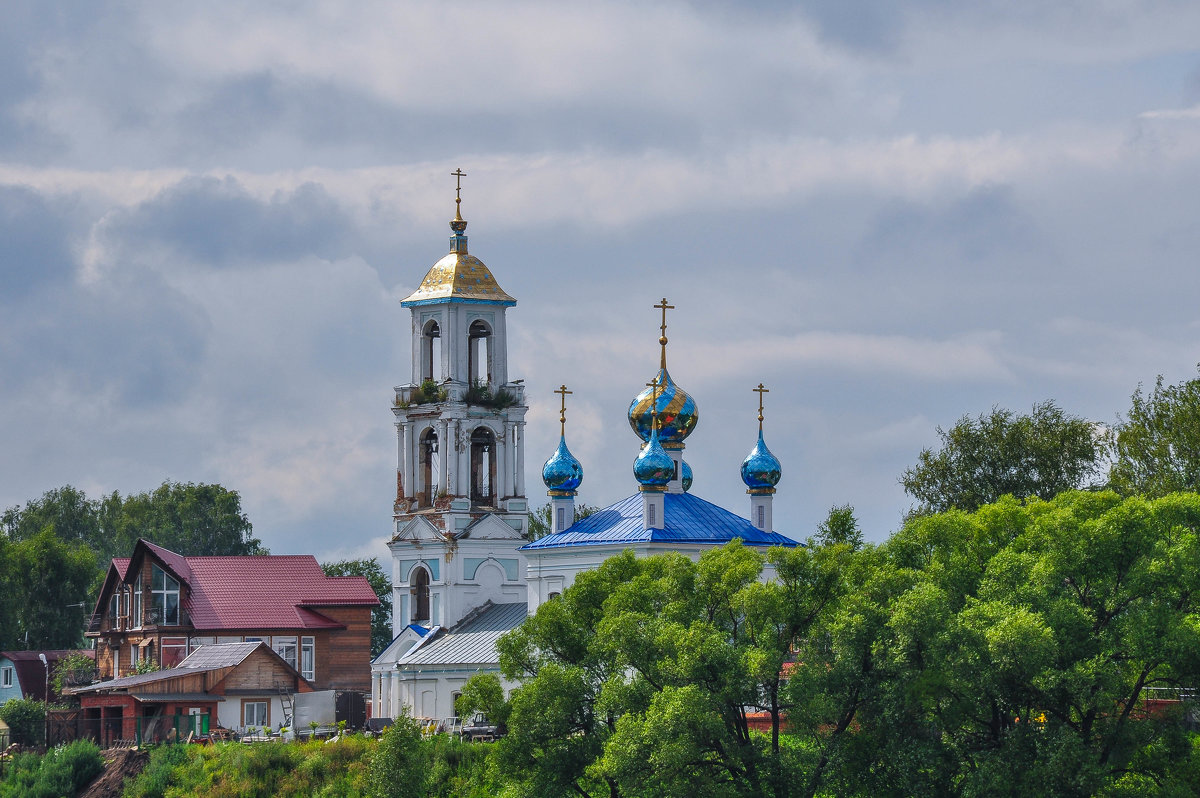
[301,637,315,681]
[161,637,188,668]
[648,503,656,527]
[757,505,765,529]
[151,565,180,625]
[1,666,12,688]
[273,636,297,670]
[131,644,140,668]
[244,637,263,643]
[556,507,565,532]
[243,700,269,728]
[132,575,143,628]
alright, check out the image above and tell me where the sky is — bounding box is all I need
[3,1,1200,562]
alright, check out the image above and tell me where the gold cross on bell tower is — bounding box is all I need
[753,383,769,432]
[554,384,572,437]
[654,297,674,370]
[451,168,466,220]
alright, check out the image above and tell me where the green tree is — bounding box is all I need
[113,481,264,558]
[5,529,96,649]
[1109,368,1200,497]
[0,698,46,746]
[812,503,863,549]
[454,673,510,732]
[368,710,428,798]
[526,502,600,540]
[901,401,1102,514]
[322,558,392,656]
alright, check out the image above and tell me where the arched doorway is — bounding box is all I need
[470,427,497,507]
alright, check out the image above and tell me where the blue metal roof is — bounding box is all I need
[521,492,798,550]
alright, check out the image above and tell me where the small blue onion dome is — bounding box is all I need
[543,436,584,493]
[681,459,693,492]
[634,427,674,488]
[741,430,782,491]
[628,368,699,447]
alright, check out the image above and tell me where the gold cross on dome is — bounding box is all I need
[554,384,572,436]
[653,297,674,369]
[753,383,769,431]
[646,377,661,434]
[451,168,466,217]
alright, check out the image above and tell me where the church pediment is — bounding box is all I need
[459,513,525,541]
[393,515,447,543]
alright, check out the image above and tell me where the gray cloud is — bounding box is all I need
[0,185,80,299]
[102,176,356,266]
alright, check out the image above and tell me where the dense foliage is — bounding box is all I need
[322,558,393,656]
[901,401,1102,514]
[121,733,498,798]
[487,492,1200,797]
[1109,368,1200,497]
[0,481,263,649]
[0,697,46,745]
[0,740,103,798]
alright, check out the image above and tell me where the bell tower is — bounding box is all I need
[387,170,529,632]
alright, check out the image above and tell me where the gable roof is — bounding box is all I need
[89,541,379,634]
[398,602,526,667]
[0,650,94,700]
[70,642,308,695]
[521,491,798,551]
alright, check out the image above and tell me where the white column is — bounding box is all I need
[446,419,459,496]
[514,422,526,496]
[402,424,414,502]
[502,424,515,498]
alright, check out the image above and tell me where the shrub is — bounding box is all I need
[0,739,103,798]
[0,698,44,745]
[368,712,427,798]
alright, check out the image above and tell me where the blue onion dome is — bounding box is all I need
[543,436,584,493]
[634,427,674,488]
[741,430,782,491]
[681,459,693,492]
[627,368,699,448]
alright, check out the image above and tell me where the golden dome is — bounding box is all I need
[400,251,516,305]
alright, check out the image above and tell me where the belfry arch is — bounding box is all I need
[470,426,497,507]
[468,319,492,384]
[421,320,441,381]
[419,427,439,507]
[410,565,431,623]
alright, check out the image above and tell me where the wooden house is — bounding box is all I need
[85,539,378,694]
[70,641,312,741]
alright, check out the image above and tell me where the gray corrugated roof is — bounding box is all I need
[177,642,261,669]
[398,602,526,667]
[69,643,262,694]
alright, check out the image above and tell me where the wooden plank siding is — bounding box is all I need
[309,606,373,692]
[211,649,311,695]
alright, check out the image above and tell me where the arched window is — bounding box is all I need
[470,427,497,506]
[411,566,430,623]
[419,428,439,507]
[467,320,491,385]
[421,320,441,381]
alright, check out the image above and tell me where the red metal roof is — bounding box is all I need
[0,650,94,701]
[179,553,379,631]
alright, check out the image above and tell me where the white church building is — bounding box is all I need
[371,182,798,722]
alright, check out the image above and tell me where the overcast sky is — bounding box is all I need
[3,1,1200,561]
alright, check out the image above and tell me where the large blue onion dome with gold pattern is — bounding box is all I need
[543,436,584,494]
[681,459,693,492]
[741,430,782,492]
[628,368,698,449]
[633,427,674,489]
